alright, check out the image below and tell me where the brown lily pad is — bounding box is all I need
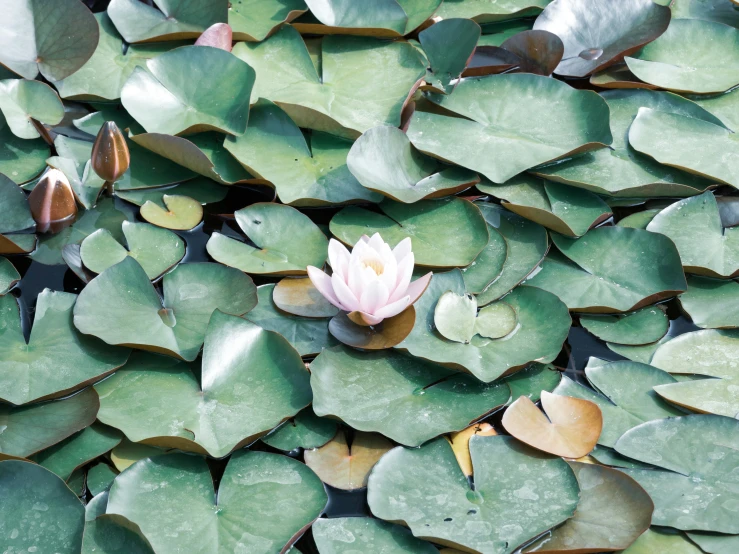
[273,277,339,318]
[448,422,497,477]
[501,30,564,76]
[329,306,415,350]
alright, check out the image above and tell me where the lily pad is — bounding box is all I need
[0,0,99,80]
[81,493,155,554]
[434,291,477,343]
[0,291,129,405]
[580,306,669,345]
[330,197,488,268]
[0,460,85,553]
[527,226,687,312]
[107,451,327,554]
[691,87,739,131]
[121,46,255,136]
[615,415,739,533]
[74,257,257,361]
[647,192,739,277]
[671,0,739,28]
[96,312,311,457]
[247,284,338,356]
[232,25,425,138]
[624,529,704,553]
[207,202,328,275]
[477,20,537,46]
[688,532,739,554]
[87,463,118,496]
[261,407,338,451]
[0,112,50,185]
[273,277,339,318]
[474,301,517,339]
[346,125,479,203]
[110,440,168,472]
[313,517,438,554]
[0,172,34,234]
[499,30,564,76]
[679,276,739,329]
[460,217,508,295]
[533,0,671,77]
[329,307,416,350]
[310,345,510,446]
[504,362,562,403]
[399,269,571,381]
[115,178,228,207]
[0,79,64,139]
[229,0,308,41]
[225,100,379,205]
[607,334,672,364]
[478,175,611,237]
[407,73,612,184]
[449,422,498,477]
[368,435,580,554]
[589,62,659,90]
[625,19,739,93]
[80,221,185,280]
[419,18,481,94]
[107,0,228,43]
[140,195,203,231]
[436,0,550,23]
[0,256,20,294]
[617,208,661,229]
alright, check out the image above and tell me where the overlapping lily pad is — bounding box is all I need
[679,276,739,329]
[670,0,739,28]
[368,436,580,554]
[310,345,510,446]
[580,306,669,345]
[436,0,550,22]
[0,256,19,294]
[0,172,36,254]
[114,178,227,207]
[407,73,612,184]
[0,79,64,139]
[313,517,438,554]
[107,451,327,554]
[0,112,50,185]
[527,226,687,312]
[140,194,203,230]
[229,0,308,41]
[261,407,337,451]
[81,492,155,554]
[74,257,257,361]
[418,18,481,94]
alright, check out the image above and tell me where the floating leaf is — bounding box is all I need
[580,306,669,345]
[419,18,481,94]
[140,195,203,231]
[0,0,99,80]
[121,46,255,136]
[310,345,509,446]
[313,517,438,554]
[261,407,338,451]
[691,87,739,131]
[504,363,562,404]
[0,172,34,234]
[232,25,425,138]
[434,291,477,343]
[107,451,327,554]
[623,528,704,554]
[474,301,517,339]
[0,112,50,185]
[0,79,64,139]
[607,334,672,364]
[346,125,478,203]
[460,215,508,295]
[436,0,550,22]
[407,73,612,184]
[208,202,328,275]
[329,307,415,350]
[330,197,488,267]
[110,440,168,473]
[0,256,20,294]
[81,492,155,554]
[670,0,739,28]
[86,463,117,496]
[449,422,497,477]
[228,0,308,41]
[500,30,564,76]
[115,178,227,207]
[687,531,739,554]
[617,208,661,229]
[589,62,658,90]
[80,221,185,280]
[679,276,739,329]
[273,277,339,318]
[74,257,257,361]
[368,436,580,554]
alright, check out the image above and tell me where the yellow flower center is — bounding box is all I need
[361,257,385,276]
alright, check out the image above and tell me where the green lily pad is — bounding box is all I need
[436,0,549,22]
[313,517,438,554]
[81,492,155,554]
[74,257,257,361]
[0,79,63,139]
[532,0,670,77]
[225,100,379,205]
[0,112,50,185]
[0,172,34,234]
[503,363,562,403]
[460,216,508,295]
[589,444,654,470]
[368,436,580,554]
[110,439,169,472]
[80,221,185,280]
[229,0,307,41]
[96,312,311,457]
[474,301,517,339]
[671,0,739,28]
[534,89,721,197]
[618,208,661,229]
[553,361,682,448]
[108,0,228,43]
[607,334,673,364]
[478,175,611,237]
[691,88,739,131]
[232,25,425,138]
[115,178,227,207]
[273,277,339,318]
[679,276,739,329]
[419,18,481,94]
[54,13,181,101]
[140,195,203,231]
[527,226,687,312]
[647,192,739,277]
[86,463,118,496]
[207,202,328,275]
[0,256,19,294]
[399,269,571,382]
[0,291,130,405]
[687,532,739,554]
[625,19,739,93]
[32,423,122,481]
[0,0,99,80]
[407,73,612,184]
[434,291,477,343]
[0,388,99,459]
[0,460,85,552]
[310,345,510,447]
[107,451,327,554]
[347,125,478,203]
[330,197,488,268]
[580,306,669,345]
[624,529,704,554]
[589,62,658,90]
[650,329,739,417]
[616,415,739,533]
[121,46,255,136]
[474,202,549,304]
[261,407,338,451]
[630,108,739,188]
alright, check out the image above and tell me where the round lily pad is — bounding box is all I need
[261,408,338,452]
[434,291,477,343]
[140,195,203,231]
[80,221,185,280]
[313,517,438,554]
[207,202,328,275]
[273,277,339,318]
[618,209,661,229]
[679,275,739,329]
[368,435,580,554]
[474,301,517,339]
[330,197,488,268]
[310,345,510,446]
[106,451,327,554]
[0,256,20,294]
[0,291,129,405]
[0,79,64,139]
[74,257,257,361]
[580,306,669,345]
[329,307,416,350]
[95,312,311,458]
[228,0,307,41]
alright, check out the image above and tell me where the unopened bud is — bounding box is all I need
[28,169,77,233]
[91,121,130,183]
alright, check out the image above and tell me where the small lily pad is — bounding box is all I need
[115,178,228,208]
[0,256,20,294]
[229,0,307,41]
[313,517,438,554]
[474,301,517,339]
[0,79,64,139]
[679,276,739,329]
[580,306,669,345]
[261,408,338,452]
[418,18,481,94]
[86,463,118,496]
[140,195,203,231]
[273,277,339,318]
[434,290,477,343]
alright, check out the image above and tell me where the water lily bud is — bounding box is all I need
[91,121,130,183]
[28,168,77,234]
[195,23,233,52]
[307,233,432,326]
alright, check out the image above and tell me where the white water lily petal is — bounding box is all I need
[328,239,351,281]
[360,280,390,314]
[406,272,433,304]
[332,272,361,312]
[393,237,412,262]
[374,296,411,320]
[307,266,345,310]
[389,254,414,303]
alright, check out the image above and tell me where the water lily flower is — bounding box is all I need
[308,234,432,326]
